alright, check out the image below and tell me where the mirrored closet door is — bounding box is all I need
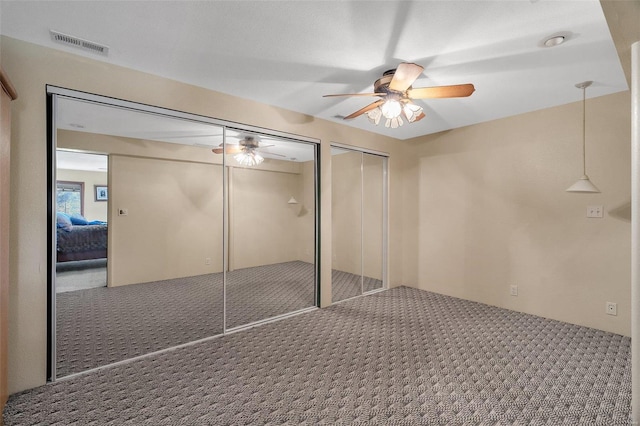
[331,146,387,302]
[224,130,317,329]
[48,88,318,380]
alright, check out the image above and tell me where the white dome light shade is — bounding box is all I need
[380,99,402,119]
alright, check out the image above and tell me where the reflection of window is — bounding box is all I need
[56,181,84,216]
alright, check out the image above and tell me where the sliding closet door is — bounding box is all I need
[49,87,320,382]
[362,153,385,293]
[331,146,387,302]
[331,148,363,302]
[224,129,317,329]
[51,95,225,378]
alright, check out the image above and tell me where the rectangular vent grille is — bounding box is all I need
[50,30,109,56]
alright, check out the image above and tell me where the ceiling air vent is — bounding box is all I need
[50,30,109,56]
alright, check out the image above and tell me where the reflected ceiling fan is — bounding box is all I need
[324,62,475,128]
[212,134,285,166]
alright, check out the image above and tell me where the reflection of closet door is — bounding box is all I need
[331,149,363,302]
[362,153,385,292]
[331,146,387,303]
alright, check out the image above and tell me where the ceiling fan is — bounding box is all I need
[212,134,286,166]
[324,62,475,128]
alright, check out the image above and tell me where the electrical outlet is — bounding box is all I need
[205,257,212,265]
[510,285,518,296]
[586,205,603,218]
[606,302,617,316]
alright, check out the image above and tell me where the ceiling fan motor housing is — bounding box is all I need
[375,69,411,95]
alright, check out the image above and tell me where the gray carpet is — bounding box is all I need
[7,286,631,425]
[331,269,383,302]
[57,261,316,377]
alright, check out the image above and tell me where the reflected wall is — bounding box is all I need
[225,130,316,329]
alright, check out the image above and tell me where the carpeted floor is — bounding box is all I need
[5,286,631,425]
[57,261,317,377]
[56,259,107,293]
[331,269,383,302]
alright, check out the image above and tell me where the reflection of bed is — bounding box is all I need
[56,224,108,262]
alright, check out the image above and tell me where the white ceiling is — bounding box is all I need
[57,150,108,172]
[0,0,629,140]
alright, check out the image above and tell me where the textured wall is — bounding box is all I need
[402,91,632,336]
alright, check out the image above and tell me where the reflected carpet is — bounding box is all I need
[56,261,316,377]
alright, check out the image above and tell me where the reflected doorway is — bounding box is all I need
[55,151,108,293]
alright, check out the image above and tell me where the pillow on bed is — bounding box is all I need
[56,212,73,231]
[70,214,90,226]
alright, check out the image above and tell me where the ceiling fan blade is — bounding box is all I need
[407,83,475,99]
[344,100,385,120]
[388,62,424,92]
[212,145,242,155]
[323,93,386,98]
[414,112,426,122]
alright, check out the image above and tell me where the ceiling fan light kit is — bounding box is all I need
[324,62,474,129]
[235,151,264,166]
[566,80,600,193]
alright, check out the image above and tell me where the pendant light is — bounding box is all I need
[566,81,600,193]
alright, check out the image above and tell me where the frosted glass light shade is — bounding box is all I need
[566,175,600,193]
[403,103,423,122]
[235,151,264,166]
[366,107,382,125]
[380,99,402,119]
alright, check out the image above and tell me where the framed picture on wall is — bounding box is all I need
[95,185,108,201]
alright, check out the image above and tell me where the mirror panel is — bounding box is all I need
[54,98,225,377]
[51,91,319,380]
[331,147,363,302]
[362,154,385,292]
[224,130,316,329]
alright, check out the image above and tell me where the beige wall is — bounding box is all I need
[230,165,312,269]
[109,155,224,286]
[3,36,406,393]
[296,161,316,264]
[59,130,312,285]
[402,91,632,336]
[56,168,108,222]
[331,151,385,281]
[362,154,384,281]
[331,151,362,275]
